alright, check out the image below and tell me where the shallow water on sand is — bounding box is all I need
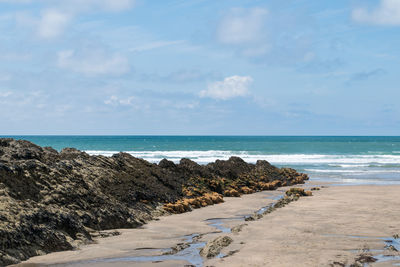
[42,192,288,267]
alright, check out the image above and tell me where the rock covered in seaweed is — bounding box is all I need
[286,187,313,197]
[0,138,308,265]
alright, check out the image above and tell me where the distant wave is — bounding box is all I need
[313,177,400,185]
[328,163,400,168]
[305,169,400,174]
[85,150,400,165]
[85,150,247,163]
[328,164,370,168]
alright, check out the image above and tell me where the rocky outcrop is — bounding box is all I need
[285,187,313,197]
[200,236,233,258]
[0,138,308,266]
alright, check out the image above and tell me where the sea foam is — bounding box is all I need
[85,150,400,165]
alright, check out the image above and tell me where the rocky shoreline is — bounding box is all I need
[0,138,308,266]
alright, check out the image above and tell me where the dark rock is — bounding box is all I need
[158,158,177,169]
[385,244,398,251]
[330,261,346,267]
[163,243,190,255]
[200,236,233,258]
[0,138,308,265]
[207,157,251,179]
[245,214,262,221]
[353,253,377,264]
[286,187,312,197]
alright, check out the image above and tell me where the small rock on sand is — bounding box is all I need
[231,224,247,233]
[200,236,233,258]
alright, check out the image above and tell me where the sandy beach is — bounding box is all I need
[13,182,400,267]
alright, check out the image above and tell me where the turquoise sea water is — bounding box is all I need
[3,136,400,185]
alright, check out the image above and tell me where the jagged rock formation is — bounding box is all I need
[0,138,308,266]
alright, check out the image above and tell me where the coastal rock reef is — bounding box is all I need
[0,138,308,266]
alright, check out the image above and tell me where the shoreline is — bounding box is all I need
[14,181,400,267]
[0,138,309,266]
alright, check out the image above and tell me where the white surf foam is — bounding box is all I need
[85,150,400,165]
[328,164,370,168]
[305,169,400,174]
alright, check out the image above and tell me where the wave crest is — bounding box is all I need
[85,150,400,165]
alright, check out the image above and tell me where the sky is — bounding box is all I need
[0,0,399,135]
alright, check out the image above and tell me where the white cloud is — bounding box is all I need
[200,75,253,100]
[57,49,130,76]
[352,0,400,25]
[217,8,268,45]
[0,91,12,97]
[104,95,135,106]
[215,6,315,64]
[37,9,70,38]
[15,0,135,39]
[0,90,47,107]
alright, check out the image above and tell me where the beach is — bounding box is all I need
[2,136,400,266]
[0,138,307,266]
[14,182,400,267]
[3,0,400,264]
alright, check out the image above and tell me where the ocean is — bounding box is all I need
[4,136,400,185]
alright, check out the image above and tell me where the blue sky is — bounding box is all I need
[0,0,399,135]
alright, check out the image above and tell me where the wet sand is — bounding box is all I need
[14,183,400,267]
[207,184,400,267]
